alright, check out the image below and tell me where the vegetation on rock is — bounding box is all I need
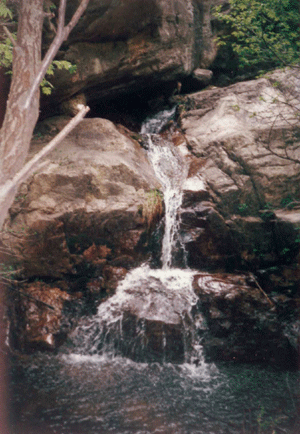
[142,189,164,230]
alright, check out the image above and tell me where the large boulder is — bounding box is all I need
[9,281,81,352]
[3,116,160,285]
[174,68,300,267]
[69,266,197,363]
[43,0,222,109]
[4,116,164,350]
[178,68,300,214]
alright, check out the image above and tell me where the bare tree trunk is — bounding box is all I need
[0,0,90,230]
[0,2,90,432]
[0,0,44,185]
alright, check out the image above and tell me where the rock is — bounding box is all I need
[192,68,213,85]
[42,0,223,108]
[179,68,300,216]
[72,266,197,363]
[102,265,129,294]
[4,117,160,280]
[9,282,76,352]
[181,174,210,207]
[173,68,300,268]
[180,199,236,269]
[193,272,298,368]
[60,93,87,116]
[120,311,188,363]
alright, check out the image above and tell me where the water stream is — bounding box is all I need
[67,107,200,364]
[9,108,300,434]
[141,107,188,269]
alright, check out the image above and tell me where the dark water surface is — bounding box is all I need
[9,352,300,434]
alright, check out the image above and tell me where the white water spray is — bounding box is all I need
[141,107,188,268]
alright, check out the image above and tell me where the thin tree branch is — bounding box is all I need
[3,25,16,47]
[24,0,90,110]
[0,105,90,230]
[11,105,90,186]
[249,273,275,307]
[7,286,55,310]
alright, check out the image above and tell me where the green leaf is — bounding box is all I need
[213,0,300,73]
[0,1,13,19]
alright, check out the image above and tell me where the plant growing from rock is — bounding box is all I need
[142,189,164,230]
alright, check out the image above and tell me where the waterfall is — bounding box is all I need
[141,107,188,268]
[70,107,203,364]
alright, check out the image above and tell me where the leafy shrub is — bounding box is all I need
[214,0,300,74]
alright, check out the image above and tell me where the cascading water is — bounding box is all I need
[70,107,202,364]
[10,108,300,434]
[141,107,188,269]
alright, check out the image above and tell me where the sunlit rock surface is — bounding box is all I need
[178,68,300,215]
[4,117,160,278]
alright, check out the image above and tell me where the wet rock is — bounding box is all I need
[193,272,298,368]
[9,282,78,352]
[120,312,188,363]
[180,204,236,269]
[181,175,210,207]
[102,265,129,294]
[72,267,196,363]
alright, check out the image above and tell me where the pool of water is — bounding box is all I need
[9,352,300,434]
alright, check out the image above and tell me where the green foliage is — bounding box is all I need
[0,0,12,19]
[0,36,14,69]
[0,1,77,94]
[237,202,248,214]
[214,0,300,73]
[41,60,77,95]
[0,0,15,69]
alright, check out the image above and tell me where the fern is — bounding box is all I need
[0,1,13,19]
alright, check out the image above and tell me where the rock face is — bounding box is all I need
[179,69,300,214]
[193,272,298,368]
[175,68,300,268]
[44,0,220,108]
[5,117,159,277]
